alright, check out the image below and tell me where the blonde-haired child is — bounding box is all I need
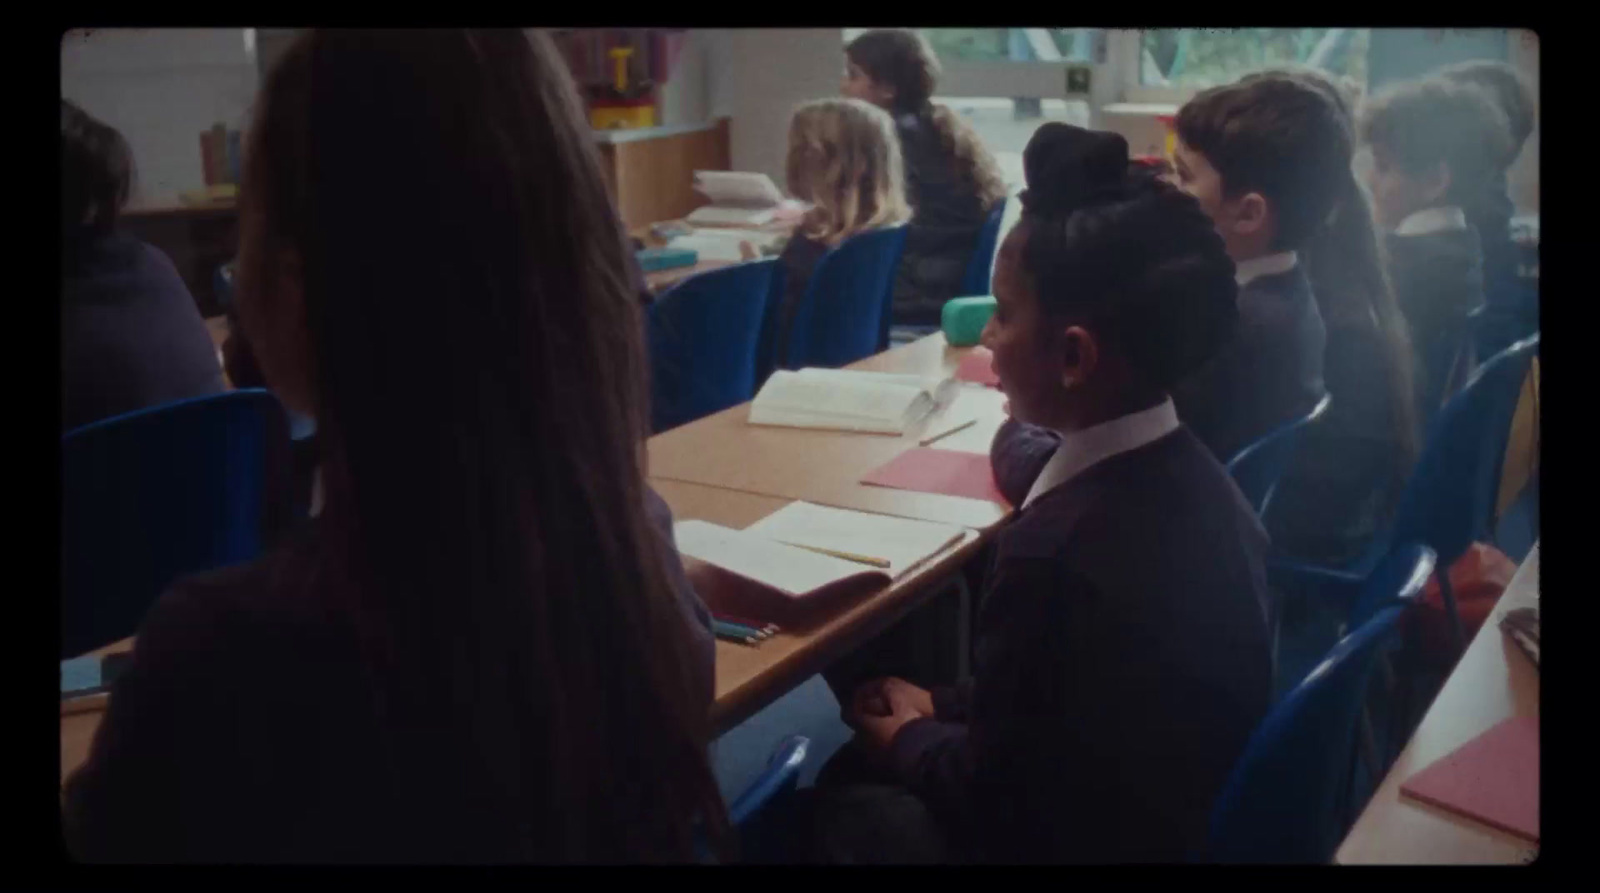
[770,97,911,363]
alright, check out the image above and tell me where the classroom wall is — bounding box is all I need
[706,28,846,183]
[61,28,258,207]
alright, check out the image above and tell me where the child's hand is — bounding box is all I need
[739,241,758,261]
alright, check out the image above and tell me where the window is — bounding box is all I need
[1138,28,1370,91]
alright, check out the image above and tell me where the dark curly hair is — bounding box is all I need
[61,98,133,237]
[1014,123,1238,393]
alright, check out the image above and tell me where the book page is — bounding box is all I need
[744,502,967,580]
[673,520,877,596]
[692,171,784,208]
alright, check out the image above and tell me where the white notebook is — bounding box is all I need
[673,509,967,624]
[742,501,967,581]
[748,369,958,436]
[687,171,794,228]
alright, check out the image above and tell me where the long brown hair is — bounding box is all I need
[241,29,726,861]
[845,29,1007,211]
[786,98,912,244]
[1180,69,1420,465]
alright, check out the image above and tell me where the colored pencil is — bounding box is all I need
[712,612,780,635]
[713,618,767,640]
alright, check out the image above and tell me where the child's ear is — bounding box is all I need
[1232,192,1271,237]
[1420,160,1453,207]
[1059,326,1099,386]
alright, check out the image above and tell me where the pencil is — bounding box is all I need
[920,417,977,446]
[713,619,766,644]
[714,618,767,639]
[713,612,780,635]
[785,543,892,569]
[714,628,760,647]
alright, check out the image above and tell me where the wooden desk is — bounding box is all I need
[651,478,983,735]
[635,218,797,294]
[648,334,1010,530]
[1335,543,1540,864]
[60,639,133,787]
[58,481,980,776]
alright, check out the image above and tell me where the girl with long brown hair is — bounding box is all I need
[843,29,1008,326]
[62,29,727,863]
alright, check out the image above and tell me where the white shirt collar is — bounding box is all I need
[1394,206,1468,237]
[1022,398,1181,509]
[1233,250,1298,287]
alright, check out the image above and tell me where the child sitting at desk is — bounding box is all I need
[770,97,912,365]
[794,124,1272,864]
[843,29,1008,326]
[1358,75,1513,421]
[62,29,726,863]
[1434,60,1537,358]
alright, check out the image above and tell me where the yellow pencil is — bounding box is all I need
[920,417,977,446]
[784,542,892,569]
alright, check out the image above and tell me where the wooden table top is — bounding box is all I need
[58,479,984,780]
[650,478,984,735]
[1335,542,1540,864]
[648,334,1010,530]
[636,218,798,294]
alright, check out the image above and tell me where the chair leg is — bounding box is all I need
[1435,566,1466,656]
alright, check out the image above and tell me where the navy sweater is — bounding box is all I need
[1386,227,1485,421]
[1171,266,1327,464]
[61,231,227,432]
[61,487,713,862]
[886,419,1272,862]
[891,110,995,326]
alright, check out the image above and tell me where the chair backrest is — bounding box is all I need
[1348,543,1436,630]
[1227,394,1332,517]
[61,389,293,659]
[1387,334,1539,571]
[780,225,909,370]
[957,200,1007,298]
[728,735,811,828]
[1207,605,1407,863]
[647,259,778,433]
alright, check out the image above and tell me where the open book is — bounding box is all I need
[748,368,958,435]
[687,171,800,227]
[666,226,788,263]
[674,505,967,624]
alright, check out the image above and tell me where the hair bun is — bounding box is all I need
[1020,123,1131,215]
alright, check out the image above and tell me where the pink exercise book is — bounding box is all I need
[1400,714,1539,842]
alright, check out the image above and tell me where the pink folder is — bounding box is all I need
[861,448,1010,505]
[1400,714,1539,842]
[955,347,1001,388]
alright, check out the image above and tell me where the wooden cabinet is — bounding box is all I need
[594,118,730,230]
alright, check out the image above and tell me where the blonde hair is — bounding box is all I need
[785,98,912,245]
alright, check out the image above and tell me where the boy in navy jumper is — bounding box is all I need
[1359,76,1514,421]
[796,124,1272,864]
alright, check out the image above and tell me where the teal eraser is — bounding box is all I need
[942,296,997,347]
[637,246,698,273]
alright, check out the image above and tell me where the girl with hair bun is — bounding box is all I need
[801,123,1272,864]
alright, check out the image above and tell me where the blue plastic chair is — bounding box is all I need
[1272,334,1539,656]
[1207,605,1408,863]
[1228,394,1332,517]
[957,200,1007,298]
[647,259,778,433]
[779,225,909,370]
[695,735,810,862]
[61,390,294,659]
[729,735,810,828]
[214,260,236,312]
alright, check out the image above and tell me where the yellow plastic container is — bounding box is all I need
[590,104,656,130]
